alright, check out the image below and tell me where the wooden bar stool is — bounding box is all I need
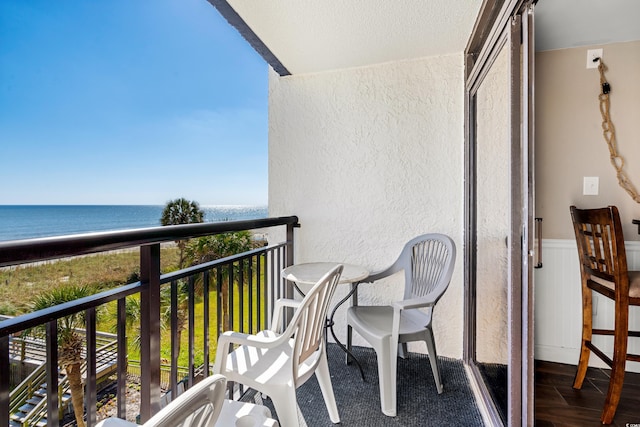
[570,205,640,424]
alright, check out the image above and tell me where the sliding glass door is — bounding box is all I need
[464,2,535,425]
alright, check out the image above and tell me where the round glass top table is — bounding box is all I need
[281,262,369,379]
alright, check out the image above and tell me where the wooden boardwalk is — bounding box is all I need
[8,331,119,427]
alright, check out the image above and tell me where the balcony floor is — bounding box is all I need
[257,344,483,426]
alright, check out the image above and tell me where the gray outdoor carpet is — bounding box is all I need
[259,343,483,426]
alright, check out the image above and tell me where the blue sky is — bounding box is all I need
[0,0,268,206]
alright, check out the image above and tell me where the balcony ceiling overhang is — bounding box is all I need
[209,0,483,76]
[535,0,640,51]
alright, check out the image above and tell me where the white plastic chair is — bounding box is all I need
[346,234,456,416]
[213,264,344,427]
[95,374,278,427]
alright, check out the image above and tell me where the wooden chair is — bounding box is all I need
[570,205,640,424]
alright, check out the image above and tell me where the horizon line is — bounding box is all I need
[0,204,268,207]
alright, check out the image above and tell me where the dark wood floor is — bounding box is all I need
[535,360,640,426]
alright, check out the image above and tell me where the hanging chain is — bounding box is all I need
[597,59,640,203]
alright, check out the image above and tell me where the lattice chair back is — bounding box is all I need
[399,234,456,304]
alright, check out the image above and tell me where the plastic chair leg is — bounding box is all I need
[398,343,408,359]
[315,354,340,423]
[424,328,443,394]
[270,387,302,427]
[374,338,396,417]
[346,325,353,364]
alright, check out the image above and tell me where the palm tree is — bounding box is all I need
[31,285,95,427]
[160,198,204,362]
[117,295,174,364]
[184,231,258,329]
[160,198,205,269]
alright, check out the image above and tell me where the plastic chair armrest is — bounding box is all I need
[217,330,285,348]
[363,264,399,283]
[354,265,400,306]
[213,330,291,375]
[271,299,301,332]
[276,299,302,309]
[392,295,436,311]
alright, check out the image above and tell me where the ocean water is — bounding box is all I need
[0,205,268,242]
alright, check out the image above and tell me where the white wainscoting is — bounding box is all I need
[535,239,640,372]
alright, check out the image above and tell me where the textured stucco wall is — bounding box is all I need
[268,54,465,358]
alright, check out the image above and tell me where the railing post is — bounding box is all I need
[170,280,178,399]
[116,298,127,419]
[285,222,296,301]
[203,270,210,378]
[283,222,296,325]
[46,320,59,426]
[85,307,97,427]
[188,276,195,387]
[0,336,9,425]
[285,222,295,268]
[139,244,161,422]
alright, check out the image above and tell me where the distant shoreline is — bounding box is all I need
[0,205,269,242]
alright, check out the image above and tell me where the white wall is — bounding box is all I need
[267,54,465,358]
[535,239,640,373]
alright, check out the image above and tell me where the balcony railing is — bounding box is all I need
[0,216,299,426]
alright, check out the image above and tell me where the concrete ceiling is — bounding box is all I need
[224,0,483,75]
[535,0,640,51]
[215,0,639,74]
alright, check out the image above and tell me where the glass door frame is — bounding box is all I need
[463,1,535,426]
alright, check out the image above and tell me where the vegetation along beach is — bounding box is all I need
[1,200,269,424]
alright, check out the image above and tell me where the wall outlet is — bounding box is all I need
[583,176,599,195]
[586,49,603,69]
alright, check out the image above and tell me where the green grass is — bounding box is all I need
[99,276,268,368]
[0,248,179,315]
[1,249,270,371]
[157,269,269,367]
